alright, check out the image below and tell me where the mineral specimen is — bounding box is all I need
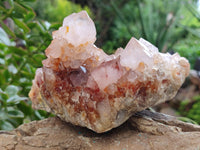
[29,11,190,133]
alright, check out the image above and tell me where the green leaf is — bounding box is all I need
[8,46,27,55]
[7,108,24,118]
[13,18,30,33]
[17,101,33,116]
[0,6,6,12]
[15,32,26,39]
[0,88,6,94]
[12,1,27,18]
[0,58,5,65]
[30,53,45,67]
[8,0,14,7]
[178,117,198,125]
[0,43,6,50]
[0,28,11,45]
[8,64,17,74]
[186,3,200,21]
[5,85,19,97]
[0,120,14,130]
[7,95,27,104]
[3,70,11,83]
[0,110,7,120]
[27,22,37,29]
[17,1,34,11]
[23,0,36,2]
[0,91,8,102]
[0,21,16,38]
[34,110,45,120]
[49,23,61,30]
[24,11,35,22]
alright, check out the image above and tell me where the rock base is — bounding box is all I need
[1,111,200,150]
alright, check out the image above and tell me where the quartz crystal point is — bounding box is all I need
[29,11,190,133]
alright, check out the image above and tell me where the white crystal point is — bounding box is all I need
[52,11,96,47]
[120,37,154,71]
[139,38,159,54]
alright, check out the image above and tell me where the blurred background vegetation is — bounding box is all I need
[0,0,200,130]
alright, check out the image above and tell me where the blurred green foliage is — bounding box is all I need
[0,85,50,130]
[174,1,200,68]
[0,0,55,130]
[32,0,92,23]
[92,0,185,53]
[179,95,200,124]
[119,0,182,50]
[174,34,200,68]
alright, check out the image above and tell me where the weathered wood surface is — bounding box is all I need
[1,110,200,150]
